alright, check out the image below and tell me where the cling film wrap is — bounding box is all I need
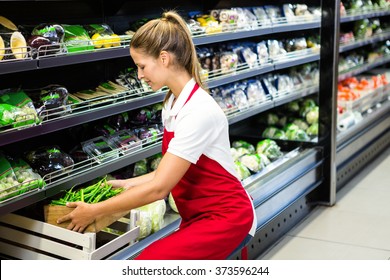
[63,25,94,53]
[0,153,19,202]
[0,89,39,128]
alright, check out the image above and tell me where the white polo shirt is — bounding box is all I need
[162,79,239,179]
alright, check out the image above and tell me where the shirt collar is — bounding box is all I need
[167,78,196,117]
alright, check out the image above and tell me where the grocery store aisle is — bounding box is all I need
[258,146,390,260]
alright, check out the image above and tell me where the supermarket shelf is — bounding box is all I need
[338,56,390,81]
[0,59,36,75]
[339,32,390,53]
[207,64,274,89]
[227,99,274,125]
[0,92,166,146]
[0,51,318,146]
[336,99,390,166]
[193,26,274,46]
[340,10,390,23]
[37,47,131,69]
[0,142,162,215]
[273,85,319,107]
[273,50,320,70]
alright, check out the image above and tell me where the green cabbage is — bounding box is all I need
[306,106,319,124]
[262,127,287,140]
[256,139,283,160]
[232,140,255,154]
[240,154,262,172]
[234,161,251,180]
[135,199,166,239]
[306,123,319,136]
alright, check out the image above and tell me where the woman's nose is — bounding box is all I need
[137,70,143,80]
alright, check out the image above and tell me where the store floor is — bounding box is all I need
[258,146,390,260]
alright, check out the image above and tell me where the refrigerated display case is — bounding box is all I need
[336,3,390,189]
[0,0,381,260]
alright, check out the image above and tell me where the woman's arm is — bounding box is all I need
[108,171,156,189]
[57,152,191,232]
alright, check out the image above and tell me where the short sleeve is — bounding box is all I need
[167,108,219,164]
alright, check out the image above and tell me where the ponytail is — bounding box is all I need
[130,10,207,104]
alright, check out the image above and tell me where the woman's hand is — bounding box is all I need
[57,202,97,233]
[107,179,130,189]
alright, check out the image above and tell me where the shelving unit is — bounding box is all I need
[336,7,390,190]
[1,0,385,260]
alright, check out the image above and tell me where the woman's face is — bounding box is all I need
[130,47,165,92]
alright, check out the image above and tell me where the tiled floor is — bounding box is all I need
[259,146,390,260]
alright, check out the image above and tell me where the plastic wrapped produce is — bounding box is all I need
[8,157,44,195]
[25,146,74,177]
[133,159,148,177]
[252,7,271,25]
[148,153,162,171]
[220,52,238,74]
[63,24,94,53]
[257,41,269,65]
[0,154,20,201]
[262,127,287,140]
[234,161,251,180]
[256,139,283,161]
[25,85,69,118]
[232,140,255,154]
[0,89,39,128]
[306,123,319,136]
[84,23,121,49]
[285,126,310,141]
[132,199,166,239]
[292,119,309,131]
[81,136,119,163]
[109,130,142,154]
[29,23,65,56]
[246,79,268,103]
[136,125,161,144]
[306,106,319,124]
[240,154,263,172]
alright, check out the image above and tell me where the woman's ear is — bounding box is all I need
[160,51,169,66]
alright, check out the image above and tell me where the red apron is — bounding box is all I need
[136,84,254,260]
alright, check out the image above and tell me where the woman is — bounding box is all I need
[57,10,256,260]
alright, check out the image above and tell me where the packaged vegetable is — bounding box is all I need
[306,123,319,136]
[234,161,251,180]
[133,159,148,177]
[292,119,309,131]
[63,25,94,53]
[30,23,65,56]
[81,136,119,163]
[25,146,74,177]
[132,199,166,239]
[240,154,263,172]
[0,89,39,128]
[262,127,287,140]
[8,156,44,195]
[0,154,19,201]
[25,84,70,118]
[256,139,283,161]
[285,127,310,141]
[148,153,162,171]
[232,140,255,154]
[84,23,120,49]
[109,130,142,154]
[306,106,319,124]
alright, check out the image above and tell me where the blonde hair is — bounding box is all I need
[130,10,206,104]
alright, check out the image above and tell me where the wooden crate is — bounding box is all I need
[0,213,140,260]
[44,205,129,233]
